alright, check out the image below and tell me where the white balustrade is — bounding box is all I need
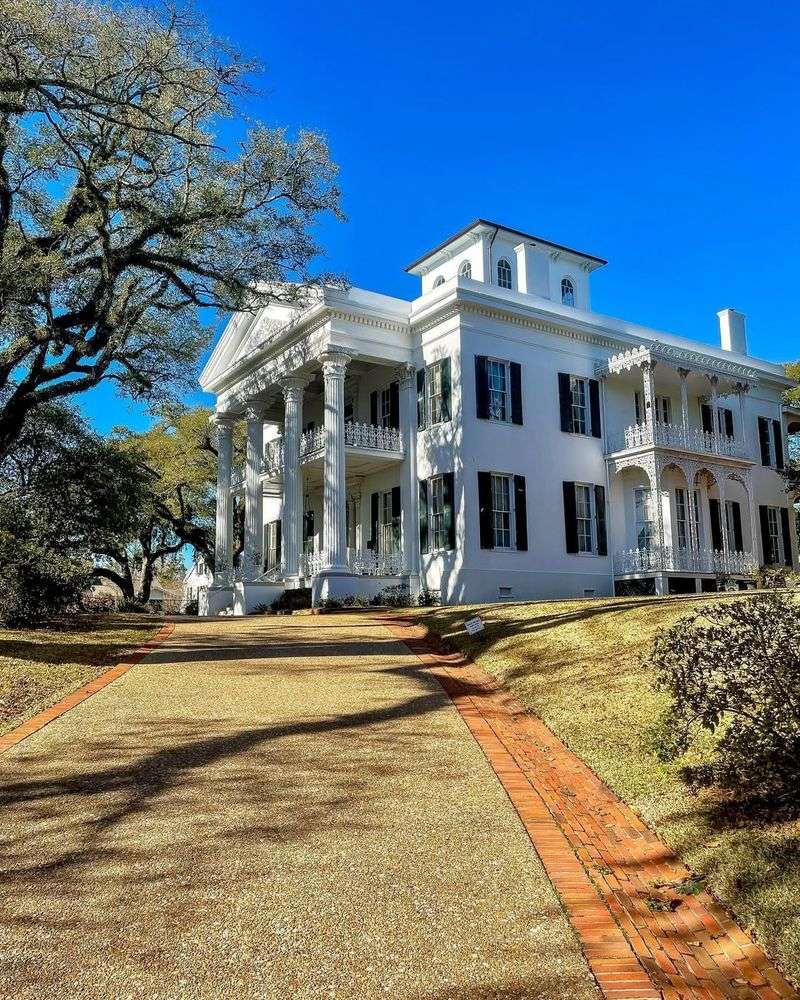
[263,438,284,477]
[299,546,405,578]
[608,422,747,459]
[297,422,404,462]
[614,545,758,576]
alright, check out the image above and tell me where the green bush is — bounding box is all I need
[651,593,800,805]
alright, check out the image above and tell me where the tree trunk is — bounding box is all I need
[92,566,135,601]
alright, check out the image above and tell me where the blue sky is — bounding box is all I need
[83,0,800,433]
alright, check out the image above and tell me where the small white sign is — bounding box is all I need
[464,616,484,636]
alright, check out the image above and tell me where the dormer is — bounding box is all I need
[406,219,606,310]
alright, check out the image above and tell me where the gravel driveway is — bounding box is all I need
[0,614,600,1000]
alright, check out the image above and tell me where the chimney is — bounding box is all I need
[717,308,747,354]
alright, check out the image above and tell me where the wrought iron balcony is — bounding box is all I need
[614,545,757,577]
[606,422,749,460]
[299,546,405,578]
[300,422,403,461]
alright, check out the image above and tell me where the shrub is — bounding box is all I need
[183,598,199,616]
[270,588,312,612]
[81,591,118,614]
[651,593,800,805]
[417,589,439,607]
[117,598,152,614]
[374,584,412,607]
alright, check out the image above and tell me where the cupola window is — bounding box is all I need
[561,277,575,306]
[433,275,445,288]
[497,258,512,289]
[458,260,472,278]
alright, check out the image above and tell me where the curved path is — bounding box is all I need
[0,614,599,1000]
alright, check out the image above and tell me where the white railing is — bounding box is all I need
[298,422,404,462]
[615,545,758,576]
[300,426,326,459]
[607,422,748,459]
[299,547,405,578]
[263,438,284,477]
[345,422,403,453]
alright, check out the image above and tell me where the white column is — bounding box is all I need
[641,361,657,439]
[737,383,750,455]
[280,378,305,584]
[243,403,264,579]
[399,364,421,585]
[678,368,690,437]
[709,376,720,453]
[213,413,236,585]
[321,351,352,572]
[718,472,729,557]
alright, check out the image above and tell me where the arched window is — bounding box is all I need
[497,258,512,289]
[433,275,445,288]
[561,277,575,306]
[458,260,472,279]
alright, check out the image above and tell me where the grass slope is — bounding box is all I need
[0,614,163,735]
[411,594,800,985]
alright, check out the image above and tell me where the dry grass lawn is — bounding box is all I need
[410,593,800,986]
[0,614,163,735]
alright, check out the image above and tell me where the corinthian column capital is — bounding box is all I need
[320,348,356,379]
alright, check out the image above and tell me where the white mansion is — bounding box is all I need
[198,220,799,614]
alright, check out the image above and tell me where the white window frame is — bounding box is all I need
[487,358,511,423]
[634,486,654,550]
[574,483,596,554]
[655,395,672,425]
[429,475,447,551]
[497,258,513,289]
[433,275,445,288]
[570,375,591,436]
[766,506,784,564]
[561,277,575,306]
[427,360,445,426]
[378,385,392,429]
[490,473,515,550]
[458,260,472,278]
[264,521,280,570]
[379,490,400,554]
[675,487,701,550]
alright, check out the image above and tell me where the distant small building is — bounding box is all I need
[183,558,213,611]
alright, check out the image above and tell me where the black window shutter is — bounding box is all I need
[558,373,573,432]
[634,392,642,425]
[513,475,528,551]
[369,492,379,550]
[418,480,429,554]
[758,417,772,466]
[442,471,456,551]
[304,510,314,542]
[759,505,772,563]
[709,499,722,551]
[780,507,793,566]
[478,471,494,549]
[275,519,282,564]
[701,403,713,434]
[391,485,401,521]
[510,362,523,425]
[723,408,734,438]
[731,502,743,553]
[440,357,452,422]
[389,381,400,429]
[772,420,785,470]
[416,369,427,429]
[594,484,608,556]
[370,390,378,426]
[563,481,578,553]
[475,356,489,419]
[589,379,602,438]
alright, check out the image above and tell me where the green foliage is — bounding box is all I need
[0,403,152,624]
[0,499,90,625]
[651,593,800,805]
[417,589,439,607]
[0,0,342,456]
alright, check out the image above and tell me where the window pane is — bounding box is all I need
[497,259,512,289]
[430,476,446,550]
[491,474,512,548]
[428,362,443,424]
[570,376,588,435]
[561,278,575,306]
[488,360,509,421]
[575,484,593,553]
[634,487,653,550]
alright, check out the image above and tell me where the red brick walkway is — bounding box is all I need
[0,622,174,755]
[386,617,798,1000]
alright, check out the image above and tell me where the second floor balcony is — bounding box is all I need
[606,421,749,460]
[263,421,404,478]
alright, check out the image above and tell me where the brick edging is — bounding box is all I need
[0,622,175,755]
[383,615,798,1000]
